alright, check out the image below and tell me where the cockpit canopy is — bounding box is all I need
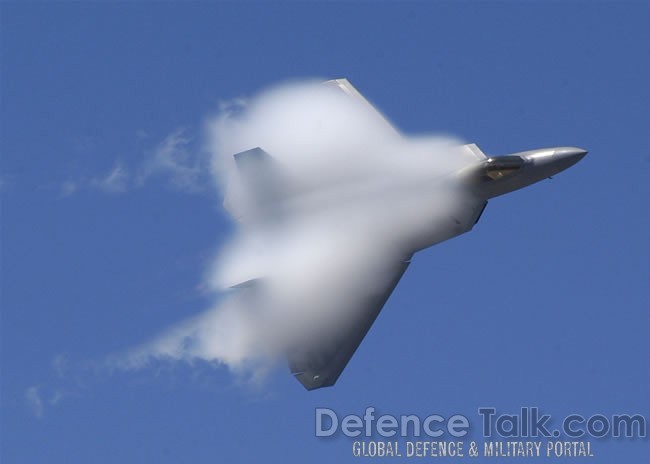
[482,156,525,181]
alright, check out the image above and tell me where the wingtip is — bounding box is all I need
[293,371,337,391]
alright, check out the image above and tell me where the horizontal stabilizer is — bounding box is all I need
[229,278,261,289]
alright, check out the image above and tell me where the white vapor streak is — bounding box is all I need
[25,386,44,418]
[91,161,129,193]
[139,128,207,193]
[118,80,471,381]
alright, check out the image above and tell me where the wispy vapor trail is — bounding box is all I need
[116,80,470,382]
[25,386,44,418]
[138,128,208,193]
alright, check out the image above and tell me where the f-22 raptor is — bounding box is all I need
[227,79,587,390]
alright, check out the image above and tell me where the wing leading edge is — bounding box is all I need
[324,78,401,137]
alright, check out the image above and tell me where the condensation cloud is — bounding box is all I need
[119,80,474,382]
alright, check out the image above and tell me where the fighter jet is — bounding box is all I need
[227,79,587,390]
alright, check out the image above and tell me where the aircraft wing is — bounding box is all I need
[324,78,401,137]
[288,256,411,390]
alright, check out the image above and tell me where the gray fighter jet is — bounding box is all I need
[227,79,587,390]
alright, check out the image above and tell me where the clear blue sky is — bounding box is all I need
[1,2,648,463]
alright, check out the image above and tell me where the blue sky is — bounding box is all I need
[1,2,649,463]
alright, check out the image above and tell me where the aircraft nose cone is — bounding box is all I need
[554,147,588,161]
[553,147,588,170]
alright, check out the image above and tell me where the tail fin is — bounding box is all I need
[223,147,288,222]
